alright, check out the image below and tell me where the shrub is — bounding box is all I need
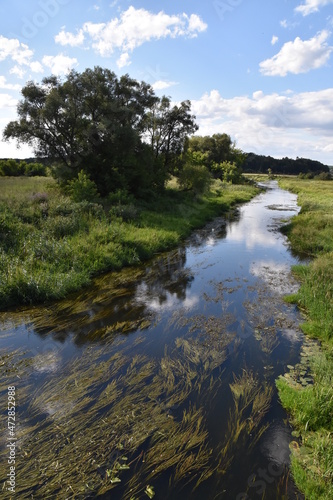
[179,163,211,195]
[109,204,140,222]
[67,170,99,202]
[314,172,332,181]
[24,162,47,177]
[0,160,25,176]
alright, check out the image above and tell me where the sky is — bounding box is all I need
[0,0,333,164]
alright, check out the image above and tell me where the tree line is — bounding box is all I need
[243,153,330,177]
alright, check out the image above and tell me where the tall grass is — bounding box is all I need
[0,176,259,310]
[277,177,333,499]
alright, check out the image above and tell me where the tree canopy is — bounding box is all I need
[3,67,198,197]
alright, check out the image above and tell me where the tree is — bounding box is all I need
[144,97,198,173]
[179,151,211,195]
[3,67,167,196]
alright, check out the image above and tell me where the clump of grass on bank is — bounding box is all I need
[276,177,333,499]
[0,176,259,310]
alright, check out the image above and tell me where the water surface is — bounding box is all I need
[0,182,305,499]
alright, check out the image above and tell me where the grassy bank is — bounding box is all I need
[0,176,259,310]
[276,178,333,499]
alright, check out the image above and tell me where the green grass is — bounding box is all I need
[0,176,259,310]
[276,177,333,499]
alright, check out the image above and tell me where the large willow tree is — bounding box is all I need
[3,66,198,197]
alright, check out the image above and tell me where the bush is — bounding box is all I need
[109,204,140,222]
[179,163,211,195]
[24,162,47,177]
[67,170,100,202]
[0,160,25,176]
[314,172,332,181]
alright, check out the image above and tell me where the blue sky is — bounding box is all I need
[1,0,333,163]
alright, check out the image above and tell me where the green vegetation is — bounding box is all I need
[0,176,258,310]
[0,159,47,177]
[276,177,333,499]
[243,152,331,177]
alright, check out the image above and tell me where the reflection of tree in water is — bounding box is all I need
[28,247,192,345]
[136,247,193,306]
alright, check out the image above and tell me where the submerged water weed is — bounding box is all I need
[0,326,226,499]
[218,370,273,475]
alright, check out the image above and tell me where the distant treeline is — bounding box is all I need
[0,159,47,177]
[243,153,330,176]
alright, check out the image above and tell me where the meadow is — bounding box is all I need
[276,177,333,500]
[0,176,259,310]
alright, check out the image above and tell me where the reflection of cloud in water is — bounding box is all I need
[227,213,278,250]
[33,350,61,373]
[281,328,302,344]
[250,260,298,295]
[260,423,291,466]
[135,282,199,313]
[206,235,216,247]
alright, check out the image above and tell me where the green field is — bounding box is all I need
[276,177,333,500]
[0,176,259,310]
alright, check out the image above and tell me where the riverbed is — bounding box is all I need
[0,181,305,499]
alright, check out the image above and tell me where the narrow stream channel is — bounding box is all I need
[0,181,306,499]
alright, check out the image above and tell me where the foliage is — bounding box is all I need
[67,170,100,202]
[3,67,197,198]
[211,161,242,184]
[187,133,246,170]
[0,176,259,309]
[0,159,47,177]
[243,153,330,176]
[179,163,211,195]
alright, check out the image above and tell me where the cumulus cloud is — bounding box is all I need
[42,54,78,75]
[271,36,279,45]
[295,0,333,16]
[55,7,207,65]
[0,36,42,74]
[259,30,332,76]
[190,88,333,162]
[0,93,17,108]
[0,76,21,91]
[116,52,131,68]
[55,28,85,47]
[152,80,178,90]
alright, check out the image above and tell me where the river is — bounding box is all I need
[0,181,305,499]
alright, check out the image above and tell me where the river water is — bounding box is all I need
[0,181,305,499]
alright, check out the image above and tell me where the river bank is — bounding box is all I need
[0,176,259,310]
[276,177,333,500]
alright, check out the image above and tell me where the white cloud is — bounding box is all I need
[55,28,85,47]
[0,77,21,91]
[271,36,279,45]
[56,7,207,65]
[30,61,44,73]
[0,36,43,75]
[9,66,26,79]
[42,54,78,75]
[152,80,178,90]
[0,93,17,108]
[116,52,131,68]
[295,0,333,16]
[280,20,288,28]
[259,30,332,76]
[191,88,333,162]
